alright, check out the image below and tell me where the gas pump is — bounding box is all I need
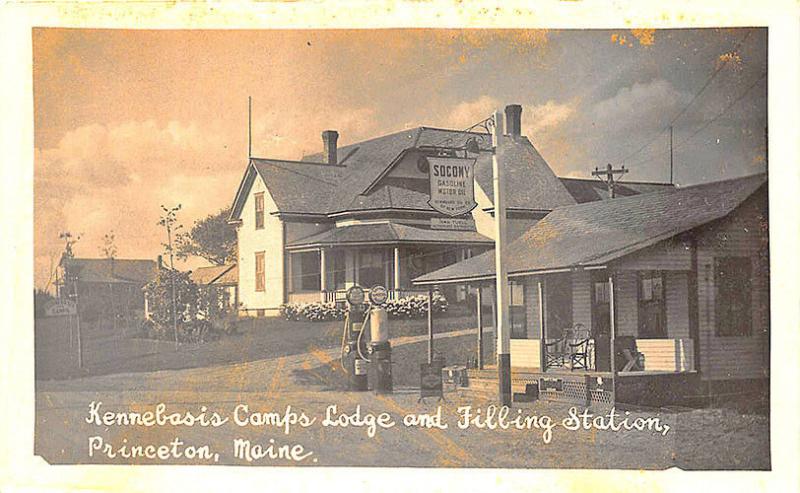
[341,286,369,391]
[367,286,392,394]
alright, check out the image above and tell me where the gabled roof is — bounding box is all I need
[63,258,157,284]
[191,264,238,286]
[559,177,675,203]
[229,159,346,219]
[308,128,425,213]
[286,222,493,250]
[230,125,577,219]
[414,173,767,284]
[475,136,576,210]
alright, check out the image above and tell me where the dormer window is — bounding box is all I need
[254,192,265,230]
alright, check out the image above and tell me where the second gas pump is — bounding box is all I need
[341,285,392,393]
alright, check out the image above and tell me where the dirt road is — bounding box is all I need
[34,330,769,470]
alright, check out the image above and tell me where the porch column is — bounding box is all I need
[608,273,617,391]
[393,246,401,292]
[427,286,434,364]
[320,248,328,292]
[538,279,546,371]
[476,285,483,369]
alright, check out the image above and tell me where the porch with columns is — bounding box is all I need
[286,244,480,304]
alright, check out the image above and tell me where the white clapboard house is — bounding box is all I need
[228,105,673,316]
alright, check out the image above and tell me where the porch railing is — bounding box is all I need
[528,337,695,373]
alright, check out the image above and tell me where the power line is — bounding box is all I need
[627,71,766,169]
[618,29,754,165]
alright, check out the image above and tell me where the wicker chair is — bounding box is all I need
[566,323,591,370]
[543,333,568,370]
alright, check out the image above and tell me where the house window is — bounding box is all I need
[545,274,573,339]
[594,280,609,304]
[358,250,386,288]
[255,251,265,292]
[330,250,346,290]
[591,272,611,338]
[509,281,527,339]
[254,192,265,230]
[299,251,321,291]
[638,271,666,338]
[715,257,752,336]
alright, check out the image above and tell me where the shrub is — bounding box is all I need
[143,268,199,330]
[279,303,303,321]
[279,302,345,322]
[33,289,56,318]
[384,292,448,319]
[278,293,447,322]
[143,269,237,343]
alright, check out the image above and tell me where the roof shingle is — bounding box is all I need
[190,264,238,285]
[413,173,767,284]
[559,177,675,203]
[286,222,493,250]
[233,126,578,218]
[64,258,157,284]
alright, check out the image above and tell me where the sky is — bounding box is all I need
[33,28,768,290]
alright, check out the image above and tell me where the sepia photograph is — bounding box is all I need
[4,0,800,488]
[26,25,777,472]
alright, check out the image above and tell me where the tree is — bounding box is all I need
[59,231,81,259]
[99,230,122,331]
[176,207,236,266]
[58,231,81,299]
[143,268,198,332]
[158,204,183,349]
[100,231,117,259]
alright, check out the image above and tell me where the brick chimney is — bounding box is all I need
[322,130,339,165]
[505,104,522,138]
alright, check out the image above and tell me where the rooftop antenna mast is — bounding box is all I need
[669,125,674,184]
[248,96,252,158]
[592,163,629,199]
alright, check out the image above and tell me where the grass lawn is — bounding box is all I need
[35,306,479,380]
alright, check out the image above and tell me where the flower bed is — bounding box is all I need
[278,292,447,322]
[279,302,345,322]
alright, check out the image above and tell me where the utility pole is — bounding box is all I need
[592,163,629,199]
[71,273,83,370]
[168,222,178,350]
[491,109,512,407]
[669,125,674,184]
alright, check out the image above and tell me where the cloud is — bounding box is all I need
[440,95,578,175]
[444,96,501,129]
[588,79,691,133]
[34,119,241,288]
[523,100,577,135]
[252,105,377,159]
[444,96,576,135]
[34,106,379,289]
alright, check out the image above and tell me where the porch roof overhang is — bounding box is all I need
[413,173,766,286]
[285,222,493,252]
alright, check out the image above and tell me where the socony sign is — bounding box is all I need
[427,156,477,217]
